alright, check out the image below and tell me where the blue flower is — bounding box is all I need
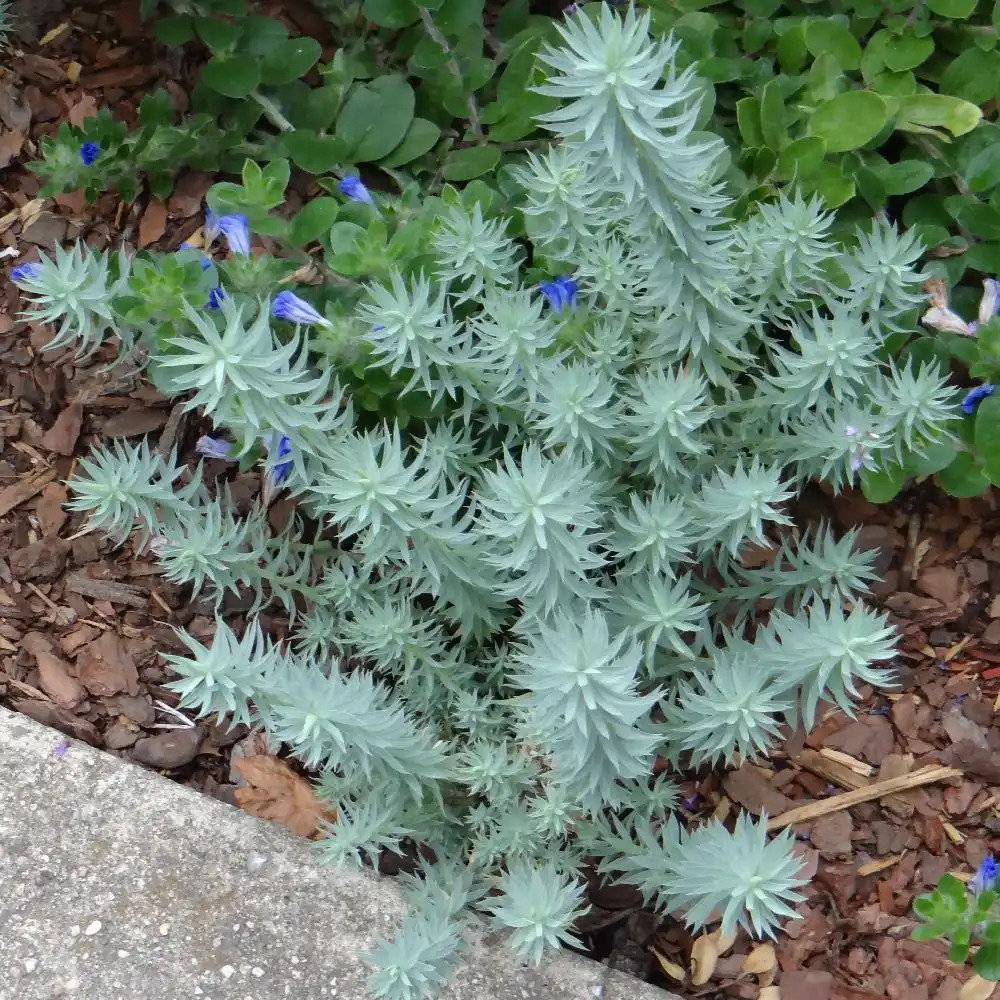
[338,176,374,205]
[978,278,1000,327]
[539,275,578,313]
[272,290,332,328]
[80,142,100,166]
[269,434,293,486]
[204,210,251,256]
[217,214,251,257]
[962,384,996,415]
[206,287,226,310]
[195,435,233,460]
[204,209,221,243]
[11,263,41,284]
[972,856,998,895]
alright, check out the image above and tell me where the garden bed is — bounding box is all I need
[2,2,1000,999]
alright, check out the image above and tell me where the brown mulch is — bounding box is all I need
[3,4,1000,1000]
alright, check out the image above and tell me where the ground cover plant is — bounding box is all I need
[6,2,977,999]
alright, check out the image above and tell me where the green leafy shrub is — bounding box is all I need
[650,0,986,216]
[14,6,956,998]
[31,0,559,201]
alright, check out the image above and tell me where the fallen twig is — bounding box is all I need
[768,764,961,831]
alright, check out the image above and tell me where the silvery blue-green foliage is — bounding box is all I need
[13,244,131,358]
[44,6,960,998]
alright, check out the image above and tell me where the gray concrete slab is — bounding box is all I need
[0,706,677,1000]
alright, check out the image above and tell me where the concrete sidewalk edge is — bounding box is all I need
[0,705,677,1000]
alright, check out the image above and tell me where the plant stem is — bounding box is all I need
[252,90,295,133]
[418,7,483,140]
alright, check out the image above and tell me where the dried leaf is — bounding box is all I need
[76,631,140,697]
[0,129,24,169]
[712,928,737,954]
[23,630,86,709]
[35,483,68,536]
[101,407,167,437]
[690,934,719,986]
[67,93,98,128]
[40,402,83,455]
[742,943,777,979]
[233,755,337,840]
[758,988,781,1000]
[138,199,168,248]
[651,948,685,983]
[960,976,997,1000]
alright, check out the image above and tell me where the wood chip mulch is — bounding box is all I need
[3,3,1000,1000]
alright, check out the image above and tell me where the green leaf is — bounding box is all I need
[804,19,862,71]
[927,0,977,17]
[975,941,1000,980]
[941,453,990,498]
[154,15,194,46]
[881,32,934,73]
[441,145,501,181]
[287,197,339,246]
[958,204,1000,241]
[201,55,261,98]
[965,145,1000,194]
[906,438,959,477]
[336,76,415,162]
[379,118,441,167]
[894,94,983,138]
[977,394,1000,486]
[283,131,347,174]
[876,159,934,195]
[940,49,1000,105]
[238,16,288,55]
[860,460,906,503]
[736,97,763,147]
[967,242,1000,276]
[811,161,856,208]
[760,80,787,151]
[912,895,936,919]
[940,874,970,905]
[363,0,420,26]
[911,924,945,941]
[948,937,970,964]
[776,135,826,180]
[259,37,322,86]
[776,22,808,74]
[810,91,889,152]
[195,16,241,53]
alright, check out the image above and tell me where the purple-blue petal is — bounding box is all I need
[338,176,374,205]
[961,383,996,415]
[80,142,100,166]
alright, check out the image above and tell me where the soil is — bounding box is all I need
[0,3,998,1000]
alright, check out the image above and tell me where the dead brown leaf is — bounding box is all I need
[780,970,832,1000]
[76,631,139,697]
[742,942,776,977]
[32,644,87,709]
[689,934,718,986]
[809,811,853,857]
[101,407,168,437]
[138,199,168,248]
[651,948,685,983]
[0,129,24,169]
[40,402,83,455]
[723,763,791,816]
[35,483,68,536]
[233,755,337,840]
[67,93,98,128]
[960,975,997,1000]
